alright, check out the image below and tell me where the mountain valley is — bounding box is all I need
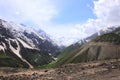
[1,19,120,80]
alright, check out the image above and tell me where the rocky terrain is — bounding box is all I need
[0,59,120,80]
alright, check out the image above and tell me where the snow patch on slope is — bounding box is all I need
[17,38,33,49]
[0,42,6,52]
[24,27,45,40]
[7,38,33,68]
[8,39,21,58]
[0,45,5,52]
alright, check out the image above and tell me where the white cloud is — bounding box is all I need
[0,0,57,24]
[94,0,120,26]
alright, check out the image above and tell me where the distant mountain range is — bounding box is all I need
[0,19,60,68]
[54,26,120,67]
[1,18,120,69]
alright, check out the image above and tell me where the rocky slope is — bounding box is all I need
[0,19,60,68]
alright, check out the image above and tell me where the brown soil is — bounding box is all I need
[0,60,120,80]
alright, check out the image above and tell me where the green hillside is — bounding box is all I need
[94,33,120,44]
[51,32,120,67]
[0,53,29,68]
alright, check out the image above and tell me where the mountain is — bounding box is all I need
[0,19,60,68]
[84,26,117,41]
[54,26,120,67]
[58,26,118,58]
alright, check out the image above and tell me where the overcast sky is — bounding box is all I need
[0,0,120,46]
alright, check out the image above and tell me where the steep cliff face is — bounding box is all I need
[71,42,120,63]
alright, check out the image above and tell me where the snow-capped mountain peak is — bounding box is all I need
[0,19,60,68]
[77,26,120,45]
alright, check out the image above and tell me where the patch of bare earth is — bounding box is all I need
[0,60,120,80]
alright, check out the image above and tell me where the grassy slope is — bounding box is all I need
[57,43,81,59]
[20,48,54,67]
[93,33,120,44]
[0,54,10,59]
[0,51,29,68]
[37,43,83,68]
